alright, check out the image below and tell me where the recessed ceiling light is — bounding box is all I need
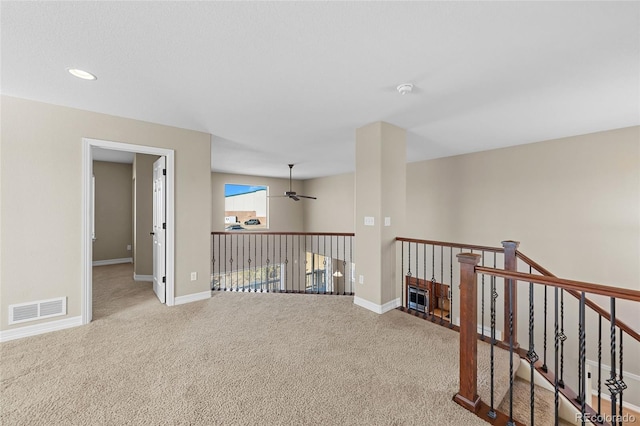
[67,68,97,80]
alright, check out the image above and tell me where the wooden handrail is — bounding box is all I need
[475,266,640,303]
[516,250,640,343]
[212,231,355,236]
[396,237,504,253]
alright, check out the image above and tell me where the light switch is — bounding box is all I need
[364,216,374,226]
[384,217,391,226]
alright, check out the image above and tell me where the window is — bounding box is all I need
[224,184,267,229]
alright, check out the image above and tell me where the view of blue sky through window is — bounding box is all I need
[224,184,267,197]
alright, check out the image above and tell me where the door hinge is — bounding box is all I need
[163,169,166,176]
[162,223,166,229]
[162,276,166,283]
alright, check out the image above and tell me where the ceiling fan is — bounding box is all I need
[271,164,317,201]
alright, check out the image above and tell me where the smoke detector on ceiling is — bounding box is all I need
[397,83,413,95]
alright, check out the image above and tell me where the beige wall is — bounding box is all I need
[302,173,355,233]
[212,172,304,232]
[0,96,212,330]
[92,161,133,261]
[406,126,639,292]
[133,154,157,277]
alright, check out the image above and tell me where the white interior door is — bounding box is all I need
[152,156,166,303]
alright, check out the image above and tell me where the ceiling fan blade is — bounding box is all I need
[297,195,317,200]
[289,195,300,201]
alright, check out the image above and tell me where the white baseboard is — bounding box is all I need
[592,389,640,414]
[354,296,401,314]
[174,291,211,306]
[454,317,503,341]
[92,257,132,266]
[0,316,83,342]
[133,274,153,282]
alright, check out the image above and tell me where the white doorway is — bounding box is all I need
[82,138,175,325]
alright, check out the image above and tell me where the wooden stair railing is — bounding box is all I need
[455,253,640,425]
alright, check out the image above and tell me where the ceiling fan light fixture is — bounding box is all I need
[396,83,413,95]
[67,68,97,80]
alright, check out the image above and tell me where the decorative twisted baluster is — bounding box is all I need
[527,269,538,426]
[554,287,560,425]
[619,329,624,423]
[559,289,566,388]
[488,273,498,420]
[578,292,586,425]
[507,276,515,426]
[542,284,548,372]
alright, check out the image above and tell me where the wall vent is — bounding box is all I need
[9,297,66,325]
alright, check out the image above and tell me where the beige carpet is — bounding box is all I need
[1,263,512,425]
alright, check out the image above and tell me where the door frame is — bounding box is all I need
[82,138,176,325]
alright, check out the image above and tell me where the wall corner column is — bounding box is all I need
[354,121,406,313]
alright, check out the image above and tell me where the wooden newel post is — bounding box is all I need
[502,240,520,347]
[454,252,482,412]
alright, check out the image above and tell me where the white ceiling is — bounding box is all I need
[2,2,638,180]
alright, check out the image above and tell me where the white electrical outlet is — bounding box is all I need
[190,272,197,281]
[127,244,132,251]
[359,275,364,284]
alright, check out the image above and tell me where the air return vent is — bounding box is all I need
[9,297,66,325]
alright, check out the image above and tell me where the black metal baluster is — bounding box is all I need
[322,236,326,294]
[559,289,566,388]
[431,244,435,319]
[242,234,246,291]
[329,235,338,294]
[406,242,412,310]
[342,235,346,295]
[543,284,548,372]
[608,298,617,424]
[440,245,444,324]
[619,329,624,424]
[597,315,602,418]
[247,234,251,292]
[422,243,426,318]
[579,292,586,425]
[211,235,216,291]
[416,242,420,314]
[507,274,515,426]
[401,241,404,307]
[527,266,538,426]
[284,235,289,293]
[265,235,270,292]
[488,272,497,420]
[224,234,228,290]
[254,235,258,292]
[554,287,560,426]
[449,247,454,329]
[481,251,486,340]
[298,235,302,293]
[230,234,234,290]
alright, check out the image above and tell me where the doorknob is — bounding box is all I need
[150,232,155,235]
